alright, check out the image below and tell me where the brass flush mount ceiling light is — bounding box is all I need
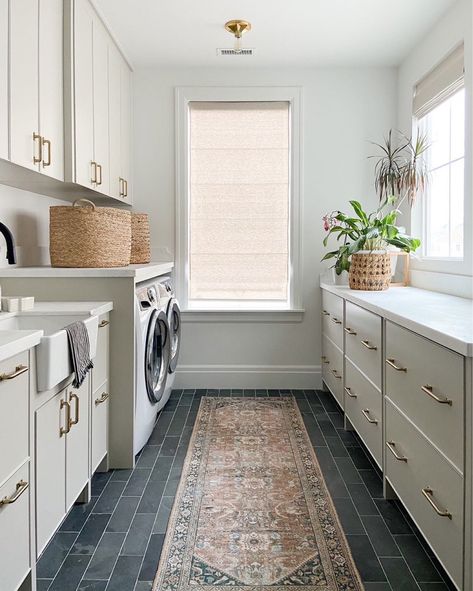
[224,20,252,54]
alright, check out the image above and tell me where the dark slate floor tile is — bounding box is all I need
[107,496,140,533]
[328,411,345,428]
[123,468,151,497]
[179,426,193,446]
[348,483,380,516]
[333,497,365,534]
[164,466,182,496]
[134,582,153,591]
[153,496,174,533]
[219,389,231,397]
[138,479,167,513]
[317,391,341,413]
[231,389,243,394]
[380,557,420,590]
[337,428,360,447]
[395,535,443,582]
[70,513,110,555]
[83,532,125,580]
[164,399,178,411]
[244,389,256,397]
[346,534,387,582]
[348,445,374,469]
[37,580,53,591]
[361,515,401,557]
[37,532,78,579]
[148,412,173,445]
[138,534,164,581]
[90,471,113,496]
[107,555,142,591]
[136,445,161,468]
[60,497,97,532]
[419,584,452,590]
[111,469,134,482]
[169,389,183,400]
[256,389,268,396]
[186,411,197,426]
[160,435,180,456]
[93,480,126,514]
[77,581,107,591]
[150,456,174,481]
[291,390,306,399]
[296,398,312,413]
[316,415,338,437]
[360,469,384,499]
[335,456,363,484]
[363,584,393,590]
[268,389,280,396]
[326,436,349,457]
[48,554,90,591]
[122,513,155,556]
[167,407,190,436]
[173,444,189,468]
[302,413,326,446]
[323,467,350,499]
[375,499,413,535]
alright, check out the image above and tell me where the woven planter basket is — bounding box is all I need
[130,213,151,264]
[50,199,132,268]
[349,252,391,291]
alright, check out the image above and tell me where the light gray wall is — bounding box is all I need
[132,66,398,387]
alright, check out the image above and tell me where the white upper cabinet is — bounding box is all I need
[120,62,132,201]
[0,0,8,160]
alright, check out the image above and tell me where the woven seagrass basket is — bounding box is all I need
[349,252,391,291]
[50,199,132,268]
[130,213,151,264]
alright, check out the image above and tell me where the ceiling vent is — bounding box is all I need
[217,48,254,56]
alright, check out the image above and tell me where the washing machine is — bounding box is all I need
[134,276,181,454]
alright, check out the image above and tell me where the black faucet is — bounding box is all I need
[0,222,16,265]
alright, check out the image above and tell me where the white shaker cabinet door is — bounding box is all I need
[0,0,8,160]
[38,0,64,180]
[108,43,122,200]
[66,377,90,510]
[9,0,39,171]
[35,391,67,556]
[120,62,132,202]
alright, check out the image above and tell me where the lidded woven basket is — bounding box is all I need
[349,252,391,291]
[50,199,132,268]
[130,213,151,264]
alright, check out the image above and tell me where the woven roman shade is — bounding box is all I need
[413,43,464,119]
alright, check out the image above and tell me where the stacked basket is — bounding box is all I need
[50,199,151,268]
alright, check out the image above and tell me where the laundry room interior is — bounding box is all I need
[0,1,472,590]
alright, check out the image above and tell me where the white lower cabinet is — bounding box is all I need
[322,335,344,408]
[91,381,109,473]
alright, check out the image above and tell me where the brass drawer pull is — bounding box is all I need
[119,177,125,197]
[69,393,79,427]
[331,369,342,380]
[0,364,28,381]
[422,487,452,519]
[91,161,98,184]
[344,386,357,398]
[322,310,330,316]
[361,340,377,350]
[124,179,128,197]
[386,358,407,372]
[0,480,28,506]
[344,327,357,335]
[60,399,71,436]
[386,441,407,462]
[42,137,51,166]
[421,385,452,406]
[99,319,110,328]
[96,163,103,185]
[95,392,109,405]
[331,317,342,325]
[33,132,42,163]
[321,356,330,364]
[362,409,378,424]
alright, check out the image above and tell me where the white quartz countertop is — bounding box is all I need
[320,282,473,357]
[0,262,174,282]
[0,330,43,363]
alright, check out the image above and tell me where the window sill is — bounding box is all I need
[180,309,305,323]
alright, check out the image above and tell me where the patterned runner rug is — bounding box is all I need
[153,397,364,590]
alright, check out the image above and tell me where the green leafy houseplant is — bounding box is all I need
[322,197,421,276]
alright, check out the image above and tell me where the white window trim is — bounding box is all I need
[175,86,303,316]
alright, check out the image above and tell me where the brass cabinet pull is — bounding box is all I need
[0,364,28,381]
[119,177,125,197]
[344,327,357,335]
[361,340,377,350]
[99,319,110,328]
[331,369,342,380]
[322,310,330,316]
[386,440,407,462]
[421,384,452,406]
[321,356,330,364]
[33,132,42,163]
[95,392,109,405]
[386,358,407,372]
[91,161,98,184]
[42,138,51,166]
[344,386,357,398]
[69,393,79,427]
[0,480,29,506]
[96,163,103,185]
[331,317,342,325]
[124,179,128,197]
[60,399,71,436]
[362,408,378,424]
[421,487,452,519]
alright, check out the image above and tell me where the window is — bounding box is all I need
[414,44,465,259]
[176,88,301,313]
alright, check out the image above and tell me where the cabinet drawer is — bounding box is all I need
[322,335,343,409]
[92,314,109,391]
[91,381,109,473]
[385,399,463,587]
[322,290,344,349]
[345,358,382,467]
[385,321,464,471]
[345,302,382,388]
[0,462,30,590]
[0,352,29,483]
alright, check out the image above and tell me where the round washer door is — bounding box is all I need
[166,298,181,374]
[145,308,171,404]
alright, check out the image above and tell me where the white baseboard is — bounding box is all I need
[174,364,321,390]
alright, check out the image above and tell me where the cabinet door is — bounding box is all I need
[120,62,132,201]
[35,391,67,556]
[0,0,8,160]
[108,44,122,200]
[92,16,110,195]
[92,381,109,473]
[74,0,95,188]
[9,0,39,171]
[38,0,64,180]
[66,376,90,509]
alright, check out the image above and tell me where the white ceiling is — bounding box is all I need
[93,0,456,69]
